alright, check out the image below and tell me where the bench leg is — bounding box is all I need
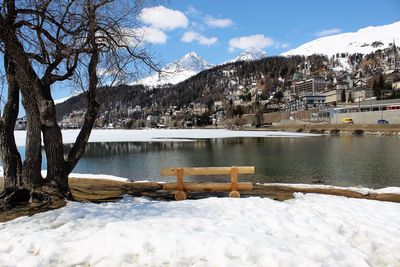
[229,166,240,198]
[175,168,187,201]
[174,191,187,201]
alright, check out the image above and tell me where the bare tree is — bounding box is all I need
[0,0,156,209]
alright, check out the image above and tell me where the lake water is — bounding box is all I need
[59,136,400,189]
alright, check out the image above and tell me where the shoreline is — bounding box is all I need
[1,175,400,222]
[247,124,400,136]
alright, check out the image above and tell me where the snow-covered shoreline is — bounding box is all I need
[1,194,399,266]
[260,183,400,196]
[13,128,317,146]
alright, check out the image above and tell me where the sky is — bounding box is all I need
[1,0,400,112]
[143,0,400,65]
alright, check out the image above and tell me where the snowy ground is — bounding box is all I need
[1,194,399,266]
[13,128,316,146]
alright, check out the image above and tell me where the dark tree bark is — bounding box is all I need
[1,32,44,189]
[39,83,70,196]
[0,53,22,190]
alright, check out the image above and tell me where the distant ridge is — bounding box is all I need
[281,21,400,56]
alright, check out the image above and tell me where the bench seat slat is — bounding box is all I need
[160,166,255,176]
[162,182,253,192]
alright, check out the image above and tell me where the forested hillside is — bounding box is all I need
[56,55,322,120]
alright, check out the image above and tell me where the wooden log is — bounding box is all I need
[68,178,161,201]
[160,166,255,176]
[243,184,400,203]
[4,176,399,203]
[162,182,253,192]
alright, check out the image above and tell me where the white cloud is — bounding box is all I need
[229,34,274,51]
[280,42,290,49]
[315,28,342,37]
[137,27,167,44]
[204,15,233,28]
[185,5,200,16]
[181,31,218,45]
[121,27,167,46]
[140,6,189,31]
[181,31,198,42]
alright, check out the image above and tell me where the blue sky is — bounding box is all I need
[145,0,400,65]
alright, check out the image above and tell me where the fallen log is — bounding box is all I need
[240,184,400,203]
[68,177,161,201]
[2,177,400,203]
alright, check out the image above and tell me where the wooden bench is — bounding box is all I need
[160,166,255,200]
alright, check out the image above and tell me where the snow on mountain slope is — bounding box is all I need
[226,47,267,63]
[138,52,214,87]
[54,91,82,104]
[282,21,400,56]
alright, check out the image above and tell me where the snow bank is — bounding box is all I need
[262,183,400,196]
[1,195,399,266]
[68,173,130,182]
[0,167,130,183]
[14,128,316,146]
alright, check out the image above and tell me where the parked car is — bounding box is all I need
[377,119,389,125]
[342,118,354,125]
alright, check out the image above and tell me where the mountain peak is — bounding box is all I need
[137,52,214,87]
[183,51,199,58]
[226,47,267,63]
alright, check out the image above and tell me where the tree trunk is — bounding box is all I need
[39,84,70,197]
[66,93,99,173]
[0,53,22,190]
[1,33,44,188]
[20,99,44,188]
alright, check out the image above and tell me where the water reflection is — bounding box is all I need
[65,136,400,188]
[4,137,399,188]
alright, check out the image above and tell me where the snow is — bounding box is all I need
[67,172,130,182]
[54,91,82,105]
[136,52,213,87]
[1,194,400,266]
[375,187,400,194]
[282,21,400,56]
[138,69,199,87]
[225,47,267,64]
[333,57,353,72]
[13,128,317,146]
[262,183,400,196]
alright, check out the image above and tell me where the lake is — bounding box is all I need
[59,136,400,189]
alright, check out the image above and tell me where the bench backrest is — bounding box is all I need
[160,166,255,176]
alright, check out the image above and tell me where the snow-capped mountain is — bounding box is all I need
[282,21,400,57]
[138,52,214,87]
[226,48,267,63]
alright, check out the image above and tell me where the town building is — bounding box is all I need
[293,77,327,95]
[193,103,209,116]
[288,95,326,111]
